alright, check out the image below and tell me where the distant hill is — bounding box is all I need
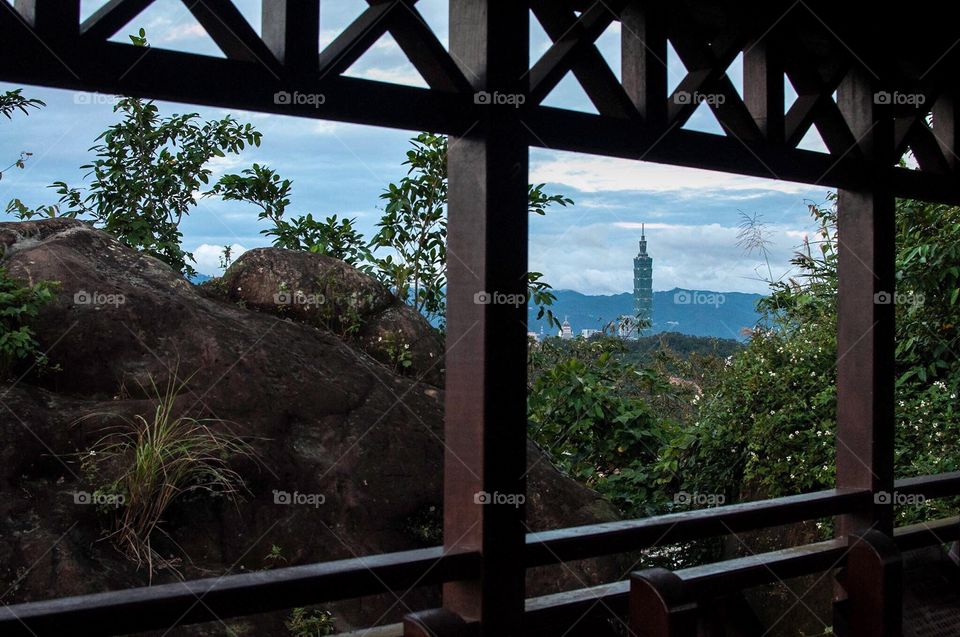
[528,288,764,341]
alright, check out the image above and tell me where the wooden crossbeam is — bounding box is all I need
[13,0,79,38]
[81,0,156,41]
[383,3,472,93]
[181,0,279,72]
[668,30,763,141]
[530,0,636,118]
[317,2,397,79]
[261,0,320,74]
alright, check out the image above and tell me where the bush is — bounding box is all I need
[0,268,56,379]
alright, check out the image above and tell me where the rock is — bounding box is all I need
[221,248,445,386]
[0,220,621,634]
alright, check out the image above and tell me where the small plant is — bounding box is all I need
[286,607,335,637]
[379,330,413,372]
[79,371,257,577]
[0,268,56,379]
[263,544,287,568]
[219,245,234,270]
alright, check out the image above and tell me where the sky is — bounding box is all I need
[0,0,834,294]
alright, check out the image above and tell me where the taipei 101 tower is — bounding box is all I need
[633,224,653,333]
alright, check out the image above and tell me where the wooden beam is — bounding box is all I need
[528,0,619,108]
[530,0,636,118]
[385,4,473,93]
[744,37,784,143]
[80,0,156,41]
[933,95,960,172]
[261,0,320,74]
[316,1,395,78]
[836,66,896,537]
[443,1,529,635]
[621,0,667,126]
[181,0,279,70]
[13,0,79,38]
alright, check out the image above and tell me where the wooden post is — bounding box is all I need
[835,66,896,538]
[744,38,785,144]
[14,0,79,38]
[629,569,698,637]
[441,2,529,635]
[933,95,959,172]
[261,0,320,74]
[843,530,902,636]
[621,0,667,127]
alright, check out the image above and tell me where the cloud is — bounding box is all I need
[347,65,428,88]
[192,243,248,276]
[530,154,817,196]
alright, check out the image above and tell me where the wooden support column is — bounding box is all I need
[841,530,902,637]
[744,38,785,144]
[629,569,698,637]
[13,0,79,39]
[621,0,667,127]
[933,95,960,172]
[440,2,529,636]
[262,0,321,74]
[835,66,897,538]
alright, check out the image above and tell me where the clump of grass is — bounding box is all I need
[79,372,257,577]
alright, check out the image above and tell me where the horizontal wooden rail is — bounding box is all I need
[2,484,956,636]
[894,471,960,499]
[0,547,479,637]
[525,488,870,567]
[524,514,960,635]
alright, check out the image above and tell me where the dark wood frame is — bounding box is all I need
[2,1,960,635]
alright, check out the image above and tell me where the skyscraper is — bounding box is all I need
[633,224,653,334]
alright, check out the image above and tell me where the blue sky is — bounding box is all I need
[0,0,833,294]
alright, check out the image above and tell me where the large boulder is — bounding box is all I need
[0,220,622,635]
[220,248,445,386]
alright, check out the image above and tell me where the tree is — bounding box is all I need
[682,196,960,527]
[0,89,44,186]
[207,164,373,269]
[372,133,573,328]
[49,98,261,277]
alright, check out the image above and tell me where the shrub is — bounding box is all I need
[79,372,257,576]
[0,267,56,379]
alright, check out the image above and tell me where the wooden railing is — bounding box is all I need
[3,474,958,636]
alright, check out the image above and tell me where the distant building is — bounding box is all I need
[633,223,653,334]
[580,328,601,338]
[527,331,540,343]
[559,317,573,340]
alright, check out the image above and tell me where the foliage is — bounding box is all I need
[0,89,44,120]
[371,133,448,323]
[79,372,257,577]
[52,97,261,276]
[371,134,572,330]
[0,268,56,379]
[210,164,373,269]
[682,195,960,526]
[1,89,45,189]
[286,608,336,637]
[528,335,678,516]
